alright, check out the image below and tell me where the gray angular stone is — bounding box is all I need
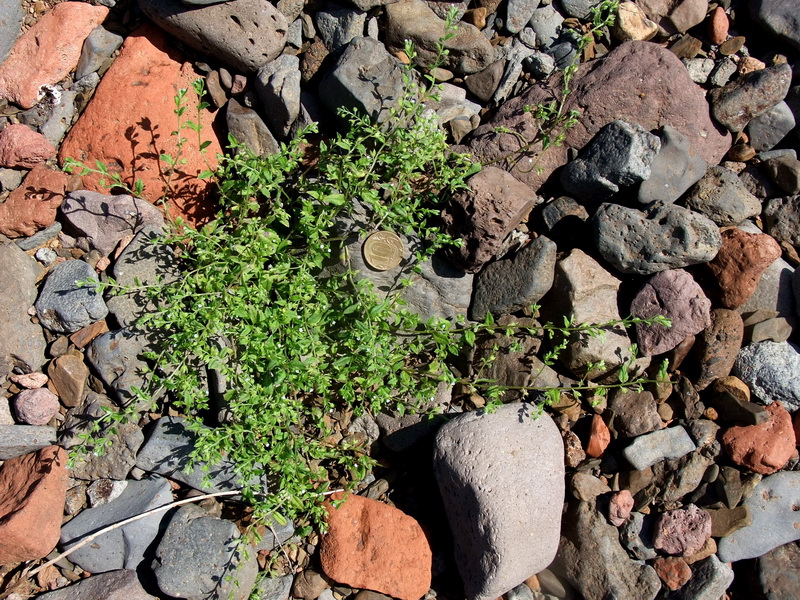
[318,36,405,124]
[138,0,288,73]
[0,242,46,379]
[106,226,178,329]
[750,0,800,51]
[34,259,109,334]
[17,223,62,253]
[75,25,124,80]
[638,125,707,204]
[226,98,280,156]
[622,425,697,470]
[470,235,556,320]
[69,419,144,480]
[557,501,660,600]
[255,54,300,138]
[34,569,157,600]
[40,89,78,146]
[683,58,714,84]
[561,120,660,202]
[506,0,541,34]
[0,424,56,460]
[252,574,293,600]
[763,195,800,249]
[733,341,800,411]
[560,0,604,19]
[685,166,762,226]
[737,250,796,326]
[747,100,796,152]
[666,555,734,600]
[718,471,800,562]
[60,190,165,257]
[0,0,22,64]
[153,504,258,600]
[433,403,564,600]
[709,63,792,133]
[314,4,366,51]
[593,203,722,275]
[86,328,156,407]
[527,4,563,50]
[620,511,657,560]
[60,477,173,573]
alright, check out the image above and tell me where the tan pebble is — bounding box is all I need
[523,574,540,591]
[612,1,658,41]
[463,7,488,30]
[704,407,719,420]
[739,56,766,75]
[726,144,756,162]
[719,36,745,55]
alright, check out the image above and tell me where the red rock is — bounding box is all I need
[706,228,782,309]
[0,446,69,564]
[12,388,60,425]
[586,414,611,458]
[0,124,56,168]
[722,401,796,474]
[608,490,634,526]
[0,2,109,109]
[653,504,712,557]
[0,165,68,238]
[58,25,223,227]
[320,493,432,600]
[653,556,692,591]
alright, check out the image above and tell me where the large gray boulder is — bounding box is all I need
[433,403,564,600]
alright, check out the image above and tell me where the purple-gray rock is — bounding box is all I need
[433,403,564,600]
[709,63,792,133]
[12,387,60,425]
[684,165,762,226]
[85,328,155,408]
[653,503,712,557]
[732,341,800,411]
[637,125,707,205]
[758,542,800,600]
[693,308,744,390]
[34,259,109,334]
[593,203,721,275]
[631,269,712,356]
[750,0,800,51]
[33,570,156,600]
[622,425,697,470]
[763,195,800,249]
[746,100,796,152]
[560,120,661,202]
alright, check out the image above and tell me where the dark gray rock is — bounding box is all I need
[750,0,800,51]
[59,190,165,257]
[255,54,300,138]
[138,0,288,73]
[34,259,109,334]
[153,504,259,600]
[733,341,800,411]
[67,410,144,480]
[106,226,178,329]
[86,328,157,408]
[34,570,157,600]
[40,89,78,146]
[433,403,564,600]
[560,120,661,203]
[75,25,124,80]
[593,203,721,275]
[464,60,506,103]
[764,155,800,195]
[556,501,660,600]
[314,4,366,51]
[620,511,657,560]
[709,63,792,133]
[684,166,762,226]
[764,195,800,249]
[666,555,734,600]
[638,125,707,205]
[747,101,796,152]
[0,242,46,379]
[0,0,22,64]
[318,36,405,124]
[758,542,800,600]
[470,235,556,320]
[505,0,541,34]
[736,244,795,324]
[622,425,697,470]
[0,424,57,460]
[60,477,173,573]
[252,514,296,551]
[226,98,280,156]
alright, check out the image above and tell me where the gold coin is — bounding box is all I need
[363,231,404,271]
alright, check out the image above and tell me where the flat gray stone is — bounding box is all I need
[433,403,564,600]
[733,341,800,411]
[226,98,280,156]
[60,477,173,573]
[763,195,800,248]
[685,166,762,226]
[255,54,301,138]
[527,4,563,50]
[638,125,707,205]
[0,424,56,460]
[622,425,697,470]
[34,259,109,334]
[40,89,78,146]
[252,574,293,600]
[747,100,796,152]
[0,0,22,64]
[34,570,157,600]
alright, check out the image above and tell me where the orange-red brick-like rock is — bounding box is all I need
[0,124,56,168]
[0,165,68,238]
[0,2,109,109]
[320,493,432,600]
[722,401,796,474]
[586,414,611,458]
[707,6,729,45]
[653,556,692,591]
[0,446,69,564]
[58,25,222,227]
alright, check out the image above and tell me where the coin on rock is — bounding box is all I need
[363,231,404,271]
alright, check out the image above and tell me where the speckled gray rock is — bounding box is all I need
[0,0,22,64]
[470,235,556,320]
[763,195,800,249]
[59,190,165,257]
[153,504,258,600]
[252,574,293,600]
[622,426,697,470]
[505,0,541,34]
[758,542,800,600]
[75,25,124,80]
[314,4,366,51]
[0,242,46,379]
[34,570,157,600]
[747,101,796,152]
[0,424,56,460]
[560,120,660,202]
[226,98,280,156]
[138,0,288,73]
[666,555,734,600]
[733,341,800,411]
[527,4,563,49]
[68,416,144,481]
[718,471,800,562]
[750,0,800,51]
[60,477,173,573]
[85,328,156,408]
[684,166,762,226]
[433,403,564,600]
[620,511,657,560]
[709,63,792,133]
[34,259,109,334]
[593,203,721,275]
[557,501,660,600]
[637,125,707,205]
[255,54,300,138]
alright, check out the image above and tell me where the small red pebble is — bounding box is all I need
[654,556,692,590]
[707,6,729,45]
[585,414,611,458]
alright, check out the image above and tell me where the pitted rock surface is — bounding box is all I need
[733,341,800,411]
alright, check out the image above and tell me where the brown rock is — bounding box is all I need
[48,353,89,408]
[668,34,703,59]
[706,506,752,537]
[719,36,745,56]
[707,6,729,45]
[722,401,796,474]
[0,2,109,109]
[608,390,662,438]
[693,308,744,390]
[608,490,634,526]
[713,375,751,403]
[739,57,766,76]
[684,537,717,564]
[69,320,110,349]
[0,165,68,238]
[706,228,782,309]
[795,412,800,447]
[12,388,60,425]
[653,504,712,557]
[291,569,332,600]
[585,414,610,458]
[563,430,586,468]
[320,493,432,600]
[58,25,223,227]
[653,556,692,591]
[465,41,730,193]
[0,446,69,564]
[0,124,56,168]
